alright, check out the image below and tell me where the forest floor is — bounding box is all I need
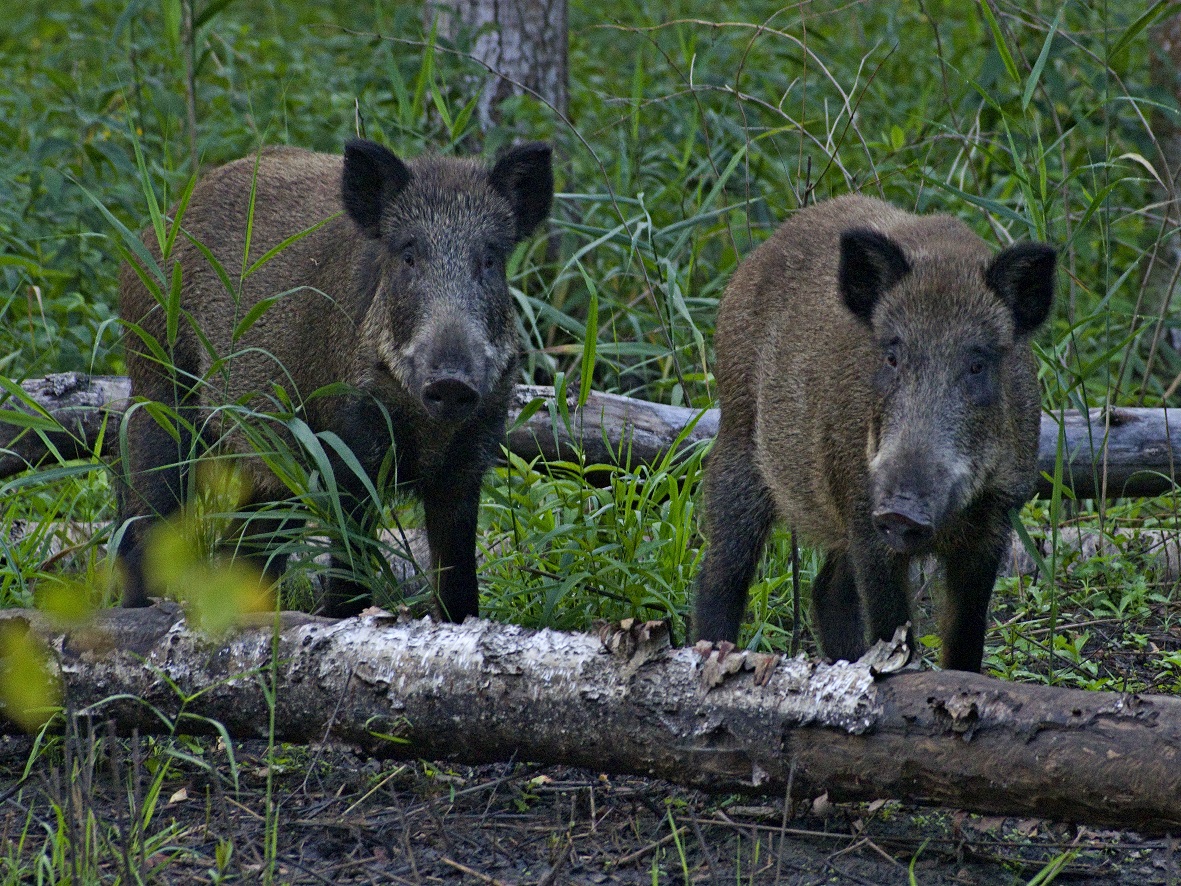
[1,731,1177,885]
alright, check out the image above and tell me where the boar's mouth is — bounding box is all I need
[869,466,973,555]
[419,373,482,422]
[871,495,936,554]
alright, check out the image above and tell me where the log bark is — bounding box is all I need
[5,373,1181,499]
[5,605,1180,835]
[0,373,128,478]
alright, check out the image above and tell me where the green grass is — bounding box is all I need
[1,7,1180,878]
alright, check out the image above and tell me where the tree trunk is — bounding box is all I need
[5,373,1181,500]
[426,0,569,127]
[6,605,1180,835]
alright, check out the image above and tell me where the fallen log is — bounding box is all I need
[4,373,1181,499]
[3,605,1178,834]
[0,374,129,479]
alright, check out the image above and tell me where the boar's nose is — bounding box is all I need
[421,376,481,422]
[872,501,935,554]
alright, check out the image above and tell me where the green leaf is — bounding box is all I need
[576,262,598,409]
[194,0,240,29]
[243,213,338,279]
[1108,0,1173,61]
[183,230,237,302]
[317,431,381,505]
[979,0,1019,85]
[162,0,182,50]
[71,178,165,288]
[1022,7,1063,110]
[231,293,283,342]
[163,173,198,262]
[166,259,183,347]
[508,396,546,434]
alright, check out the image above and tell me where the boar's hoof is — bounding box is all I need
[422,377,481,422]
[872,507,934,553]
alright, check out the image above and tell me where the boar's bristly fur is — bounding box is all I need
[693,194,1055,672]
[117,139,553,620]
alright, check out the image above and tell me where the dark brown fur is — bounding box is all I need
[693,195,1055,671]
[117,140,552,619]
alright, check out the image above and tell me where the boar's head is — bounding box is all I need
[341,139,553,422]
[839,227,1055,554]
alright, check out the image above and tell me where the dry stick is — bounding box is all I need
[439,856,513,886]
[687,813,720,886]
[611,826,690,868]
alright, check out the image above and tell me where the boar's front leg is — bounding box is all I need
[118,402,195,608]
[420,425,497,623]
[810,550,865,662]
[422,470,482,623]
[321,495,381,619]
[849,530,913,660]
[233,510,298,591]
[940,528,1007,673]
[692,427,776,644]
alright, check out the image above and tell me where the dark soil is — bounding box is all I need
[0,730,1176,885]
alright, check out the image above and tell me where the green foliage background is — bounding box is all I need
[2,0,1180,685]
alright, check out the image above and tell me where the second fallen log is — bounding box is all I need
[4,374,1181,499]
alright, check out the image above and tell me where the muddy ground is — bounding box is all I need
[1,730,1177,885]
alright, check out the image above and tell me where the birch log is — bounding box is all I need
[4,605,1179,834]
[4,373,1181,499]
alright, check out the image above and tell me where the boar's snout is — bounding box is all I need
[409,313,496,423]
[421,374,481,422]
[872,497,935,553]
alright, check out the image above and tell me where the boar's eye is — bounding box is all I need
[963,350,999,406]
[397,240,416,268]
[873,343,901,396]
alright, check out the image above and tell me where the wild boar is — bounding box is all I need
[117,138,553,619]
[693,194,1055,672]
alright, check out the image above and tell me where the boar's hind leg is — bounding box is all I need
[117,404,194,608]
[422,472,482,623]
[692,437,776,644]
[810,551,866,662]
[940,535,1006,673]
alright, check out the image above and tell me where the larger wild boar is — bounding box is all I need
[693,195,1055,672]
[118,139,553,619]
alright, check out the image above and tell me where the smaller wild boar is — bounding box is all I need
[693,195,1055,672]
[117,139,553,620]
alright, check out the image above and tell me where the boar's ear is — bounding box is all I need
[985,242,1056,336]
[342,139,412,239]
[490,142,554,241]
[839,228,911,324]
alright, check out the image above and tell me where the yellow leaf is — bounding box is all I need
[0,621,62,732]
